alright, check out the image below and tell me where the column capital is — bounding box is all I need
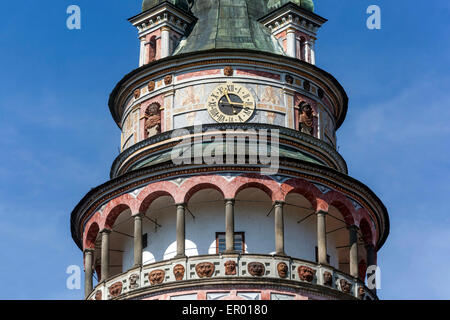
[100,228,112,234]
[224,198,235,204]
[175,203,186,207]
[132,212,144,218]
[316,210,328,216]
[161,26,172,32]
[286,28,296,34]
[274,200,285,206]
[84,248,95,254]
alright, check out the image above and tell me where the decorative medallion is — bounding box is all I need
[196,262,215,278]
[134,89,141,99]
[298,265,316,282]
[149,269,165,285]
[95,290,102,300]
[164,75,173,85]
[224,66,234,77]
[206,82,256,123]
[173,264,185,281]
[129,273,140,289]
[224,261,237,276]
[248,262,265,277]
[148,81,155,92]
[109,281,123,297]
[323,271,333,286]
[340,279,352,294]
[277,262,288,278]
[303,80,311,92]
[285,74,294,85]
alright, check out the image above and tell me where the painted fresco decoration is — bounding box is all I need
[121,109,139,151]
[144,103,161,138]
[298,101,317,136]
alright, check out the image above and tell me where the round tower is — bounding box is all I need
[72,0,389,301]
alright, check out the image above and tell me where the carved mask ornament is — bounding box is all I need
[358,286,366,300]
[95,290,102,300]
[173,264,185,281]
[109,282,123,297]
[129,273,140,289]
[224,261,237,276]
[323,271,333,286]
[224,66,234,76]
[277,262,288,278]
[298,266,316,282]
[340,279,352,294]
[149,269,165,285]
[248,262,265,277]
[148,81,155,92]
[196,262,215,278]
[164,75,173,85]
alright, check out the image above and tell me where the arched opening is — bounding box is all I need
[148,35,157,63]
[235,187,274,254]
[143,194,176,262]
[85,223,101,284]
[102,205,133,277]
[284,192,316,261]
[186,188,225,255]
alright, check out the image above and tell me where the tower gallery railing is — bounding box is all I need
[86,253,376,301]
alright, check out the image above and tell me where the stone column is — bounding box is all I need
[100,229,111,281]
[225,199,235,253]
[161,26,171,58]
[84,249,94,298]
[176,204,186,257]
[303,40,309,62]
[139,37,146,67]
[316,210,328,264]
[310,38,316,65]
[349,225,359,278]
[286,28,297,58]
[134,213,143,267]
[274,201,286,255]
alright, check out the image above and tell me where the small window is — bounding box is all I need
[315,246,330,264]
[142,233,148,249]
[216,232,245,254]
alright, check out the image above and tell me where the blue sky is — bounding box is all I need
[0,0,448,299]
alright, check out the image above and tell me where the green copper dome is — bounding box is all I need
[174,0,284,56]
[142,0,191,12]
[267,0,314,12]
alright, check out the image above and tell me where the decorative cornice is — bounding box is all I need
[107,50,348,130]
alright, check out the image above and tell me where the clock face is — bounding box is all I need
[206,83,256,123]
